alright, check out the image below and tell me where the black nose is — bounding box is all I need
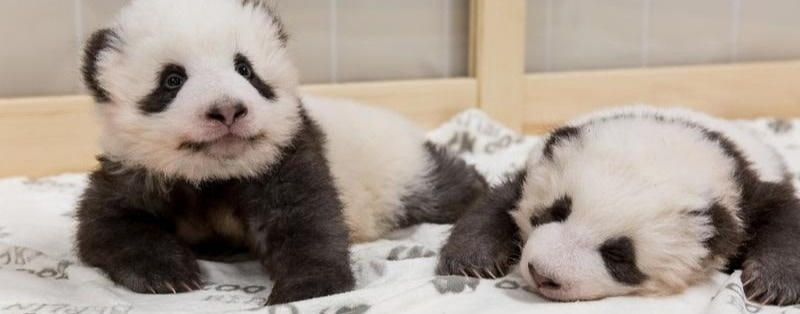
[528,263,561,290]
[206,103,248,126]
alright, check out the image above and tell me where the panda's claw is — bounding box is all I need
[742,258,800,307]
[165,282,177,294]
[470,269,483,279]
[486,268,497,280]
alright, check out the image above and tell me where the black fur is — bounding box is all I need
[542,126,581,159]
[235,54,276,101]
[698,202,743,263]
[695,126,800,305]
[77,108,355,304]
[599,237,648,285]
[397,142,488,228]
[529,195,572,227]
[81,29,118,103]
[139,64,187,114]
[437,171,525,278]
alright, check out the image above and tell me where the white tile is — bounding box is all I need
[738,0,800,62]
[0,0,80,97]
[648,0,734,67]
[526,0,550,72]
[549,0,644,72]
[336,0,449,82]
[278,0,334,83]
[447,0,470,77]
[81,0,129,37]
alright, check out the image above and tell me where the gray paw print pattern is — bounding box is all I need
[431,276,480,294]
[22,178,79,193]
[386,245,435,261]
[494,279,535,294]
[768,119,795,134]
[328,304,370,314]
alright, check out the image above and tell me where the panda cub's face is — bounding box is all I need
[83,0,301,183]
[510,120,739,301]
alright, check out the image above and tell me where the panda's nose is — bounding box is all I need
[206,103,248,126]
[528,263,561,290]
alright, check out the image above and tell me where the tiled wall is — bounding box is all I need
[526,0,800,72]
[0,0,469,98]
[3,1,800,98]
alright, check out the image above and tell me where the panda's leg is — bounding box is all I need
[740,191,800,306]
[436,172,524,279]
[241,160,356,305]
[397,143,488,227]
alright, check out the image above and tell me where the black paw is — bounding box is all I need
[266,273,355,306]
[436,242,513,279]
[106,250,203,294]
[742,258,800,306]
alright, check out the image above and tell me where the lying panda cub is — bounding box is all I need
[438,107,800,306]
[75,0,486,305]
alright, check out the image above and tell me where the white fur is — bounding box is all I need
[95,0,300,183]
[512,106,786,301]
[303,97,431,242]
[90,0,433,241]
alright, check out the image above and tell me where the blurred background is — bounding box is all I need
[1,0,799,99]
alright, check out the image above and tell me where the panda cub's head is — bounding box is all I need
[82,0,301,183]
[511,113,743,301]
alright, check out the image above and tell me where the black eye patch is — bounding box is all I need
[529,195,572,227]
[139,64,187,114]
[234,53,276,101]
[599,236,648,285]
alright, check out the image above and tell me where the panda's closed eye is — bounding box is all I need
[599,237,648,285]
[530,195,572,227]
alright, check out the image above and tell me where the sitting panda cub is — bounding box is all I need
[76,0,486,305]
[438,107,800,306]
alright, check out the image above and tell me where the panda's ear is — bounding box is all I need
[241,0,289,46]
[82,28,118,103]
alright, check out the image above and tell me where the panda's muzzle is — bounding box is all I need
[178,133,266,153]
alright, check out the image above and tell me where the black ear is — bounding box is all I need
[82,28,118,103]
[241,0,289,46]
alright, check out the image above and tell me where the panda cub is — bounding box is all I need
[438,107,800,306]
[76,0,486,305]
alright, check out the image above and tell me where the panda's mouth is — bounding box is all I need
[178,133,266,154]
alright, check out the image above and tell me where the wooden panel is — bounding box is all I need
[0,96,99,178]
[0,78,477,178]
[301,78,477,129]
[471,0,527,131]
[523,61,800,134]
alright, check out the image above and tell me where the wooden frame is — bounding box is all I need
[2,0,800,178]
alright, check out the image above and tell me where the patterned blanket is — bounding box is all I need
[1,108,799,314]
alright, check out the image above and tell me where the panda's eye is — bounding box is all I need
[530,195,572,227]
[163,73,185,90]
[236,61,253,79]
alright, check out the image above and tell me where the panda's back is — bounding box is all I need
[568,106,786,184]
[302,97,431,242]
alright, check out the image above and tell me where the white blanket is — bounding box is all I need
[1,109,799,314]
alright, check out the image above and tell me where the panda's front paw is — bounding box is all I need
[436,241,513,279]
[266,271,356,306]
[742,258,800,306]
[106,250,203,294]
